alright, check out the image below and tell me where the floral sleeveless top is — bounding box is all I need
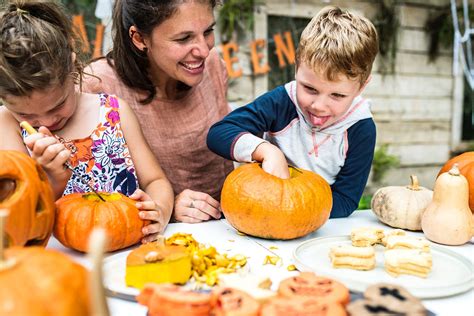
[22,93,139,196]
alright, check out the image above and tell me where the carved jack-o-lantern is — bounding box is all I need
[0,150,55,246]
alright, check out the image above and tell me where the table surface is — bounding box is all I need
[47,210,474,316]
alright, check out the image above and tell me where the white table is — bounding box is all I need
[47,210,474,316]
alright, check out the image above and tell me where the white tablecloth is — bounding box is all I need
[47,210,474,316]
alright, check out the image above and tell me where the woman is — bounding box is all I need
[83,0,233,223]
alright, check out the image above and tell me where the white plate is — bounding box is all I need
[103,251,139,301]
[293,235,474,299]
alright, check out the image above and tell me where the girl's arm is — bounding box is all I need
[118,98,174,242]
[0,108,71,198]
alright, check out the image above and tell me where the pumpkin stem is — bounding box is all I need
[407,175,421,191]
[448,163,461,176]
[87,228,110,316]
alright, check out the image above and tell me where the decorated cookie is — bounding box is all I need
[137,283,211,316]
[210,287,260,316]
[347,283,427,316]
[278,272,350,306]
[261,296,347,316]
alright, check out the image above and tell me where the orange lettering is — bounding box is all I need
[250,39,270,75]
[72,15,90,53]
[273,31,295,68]
[92,24,105,59]
[220,42,242,78]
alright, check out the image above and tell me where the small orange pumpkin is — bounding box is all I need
[221,163,332,239]
[0,246,91,315]
[0,150,55,246]
[54,192,148,252]
[438,152,474,213]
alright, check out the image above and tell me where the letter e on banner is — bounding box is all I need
[220,42,243,78]
[251,39,270,75]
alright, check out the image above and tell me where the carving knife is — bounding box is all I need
[20,121,106,201]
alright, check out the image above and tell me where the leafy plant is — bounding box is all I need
[371,145,400,183]
[217,0,260,43]
[357,195,372,210]
[373,0,399,74]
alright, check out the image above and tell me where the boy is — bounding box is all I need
[207,6,379,218]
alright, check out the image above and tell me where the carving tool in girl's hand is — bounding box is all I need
[20,121,106,201]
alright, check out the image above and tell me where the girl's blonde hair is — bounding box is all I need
[0,0,83,97]
[296,6,379,86]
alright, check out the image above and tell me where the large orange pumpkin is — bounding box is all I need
[0,150,55,246]
[221,163,332,239]
[438,152,474,213]
[54,192,148,252]
[0,246,91,315]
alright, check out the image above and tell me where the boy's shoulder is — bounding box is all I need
[347,118,376,141]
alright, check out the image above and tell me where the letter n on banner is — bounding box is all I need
[72,15,90,53]
[274,31,295,68]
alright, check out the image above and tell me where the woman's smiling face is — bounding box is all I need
[143,1,216,89]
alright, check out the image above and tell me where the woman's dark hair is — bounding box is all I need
[0,0,83,97]
[109,0,218,104]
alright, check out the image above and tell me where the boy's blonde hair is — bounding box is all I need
[296,6,378,86]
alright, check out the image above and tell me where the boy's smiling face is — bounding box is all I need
[295,61,369,129]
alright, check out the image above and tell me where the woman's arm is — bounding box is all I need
[118,98,174,242]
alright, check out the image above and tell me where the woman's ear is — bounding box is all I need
[129,25,147,52]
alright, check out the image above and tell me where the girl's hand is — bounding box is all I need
[173,189,221,223]
[130,189,166,243]
[23,126,71,178]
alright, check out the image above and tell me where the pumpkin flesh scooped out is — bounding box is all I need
[55,192,148,252]
[221,163,332,239]
[0,150,55,247]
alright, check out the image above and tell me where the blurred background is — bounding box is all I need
[39,0,474,206]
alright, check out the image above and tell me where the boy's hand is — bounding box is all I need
[253,142,290,179]
[130,189,166,243]
[173,189,221,223]
[23,126,71,178]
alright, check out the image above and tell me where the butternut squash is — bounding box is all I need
[421,164,474,245]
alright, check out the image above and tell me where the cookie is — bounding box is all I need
[385,235,430,252]
[347,283,427,316]
[210,287,260,316]
[261,296,347,316]
[329,245,376,271]
[136,283,211,316]
[381,229,406,246]
[278,272,350,306]
[384,249,432,278]
[351,227,385,247]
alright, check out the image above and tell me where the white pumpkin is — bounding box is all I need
[371,175,433,231]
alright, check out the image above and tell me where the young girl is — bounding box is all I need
[0,0,174,243]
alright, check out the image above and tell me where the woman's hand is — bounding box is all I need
[130,189,166,243]
[173,189,221,223]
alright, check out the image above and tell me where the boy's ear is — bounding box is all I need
[129,26,147,52]
[359,75,372,92]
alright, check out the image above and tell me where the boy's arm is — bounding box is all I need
[207,86,294,162]
[119,97,174,239]
[330,119,376,218]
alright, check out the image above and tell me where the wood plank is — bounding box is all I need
[368,97,451,121]
[373,52,452,76]
[377,143,451,165]
[364,74,452,98]
[365,165,441,191]
[398,29,452,54]
[375,121,451,143]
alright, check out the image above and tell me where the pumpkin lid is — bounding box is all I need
[126,243,189,266]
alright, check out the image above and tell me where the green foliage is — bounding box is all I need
[426,5,474,62]
[372,145,400,183]
[218,0,260,43]
[357,195,372,210]
[373,0,399,74]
